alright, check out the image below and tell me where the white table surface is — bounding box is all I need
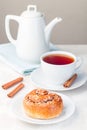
[0,44,87,130]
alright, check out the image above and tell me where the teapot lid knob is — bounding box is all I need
[21,5,42,17]
[27,5,37,12]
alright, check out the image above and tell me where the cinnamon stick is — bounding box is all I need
[2,77,23,89]
[63,73,77,88]
[7,83,24,98]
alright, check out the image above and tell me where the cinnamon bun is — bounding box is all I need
[23,89,63,119]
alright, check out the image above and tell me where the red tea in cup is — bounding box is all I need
[43,54,74,65]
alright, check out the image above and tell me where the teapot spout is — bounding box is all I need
[45,17,62,44]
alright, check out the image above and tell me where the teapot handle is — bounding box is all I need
[5,15,20,46]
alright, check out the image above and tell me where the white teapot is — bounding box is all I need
[5,5,62,63]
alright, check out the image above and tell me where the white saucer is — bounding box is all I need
[10,93,75,124]
[30,68,87,91]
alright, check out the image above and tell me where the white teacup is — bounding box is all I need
[40,51,82,86]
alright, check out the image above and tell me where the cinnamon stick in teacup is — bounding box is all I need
[7,83,24,98]
[63,73,77,88]
[2,77,23,89]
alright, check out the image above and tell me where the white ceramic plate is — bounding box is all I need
[30,68,87,91]
[10,93,75,125]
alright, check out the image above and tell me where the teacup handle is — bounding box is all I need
[75,57,82,71]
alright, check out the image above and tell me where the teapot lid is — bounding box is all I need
[21,5,42,17]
